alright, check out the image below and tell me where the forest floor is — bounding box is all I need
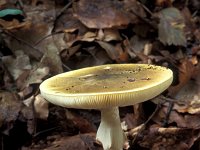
[1,0,200,149]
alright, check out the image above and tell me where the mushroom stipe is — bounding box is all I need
[40,64,173,150]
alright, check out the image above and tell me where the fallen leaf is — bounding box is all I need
[161,65,200,115]
[155,0,172,7]
[158,7,186,46]
[0,19,30,30]
[21,96,35,134]
[27,67,49,85]
[65,110,96,133]
[54,8,87,34]
[139,125,200,150]
[153,104,200,129]
[42,38,63,74]
[0,91,22,133]
[96,41,120,60]
[80,31,97,42]
[60,44,81,61]
[169,58,195,96]
[25,133,102,150]
[2,50,32,80]
[16,66,49,90]
[97,29,122,42]
[34,94,49,120]
[65,46,111,69]
[130,35,149,53]
[73,0,130,29]
[122,113,136,130]
[0,0,6,6]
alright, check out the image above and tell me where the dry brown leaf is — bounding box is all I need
[0,19,30,30]
[65,46,111,69]
[169,58,195,96]
[158,7,186,46]
[155,0,172,7]
[194,29,200,42]
[122,113,143,130]
[0,0,6,6]
[0,91,22,133]
[54,8,87,34]
[129,36,149,52]
[4,27,43,60]
[123,0,146,24]
[42,38,63,74]
[80,31,97,42]
[18,86,33,99]
[96,41,120,60]
[139,125,200,150]
[28,67,49,85]
[53,8,89,49]
[74,0,130,29]
[85,46,112,65]
[16,66,49,90]
[98,29,122,42]
[3,3,54,60]
[21,96,35,134]
[181,7,196,39]
[162,64,200,115]
[60,44,81,61]
[115,43,129,62]
[122,113,136,130]
[172,80,200,114]
[65,110,96,133]
[43,133,102,150]
[124,36,150,63]
[153,104,200,129]
[34,94,49,120]
[2,50,32,80]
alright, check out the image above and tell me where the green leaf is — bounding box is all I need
[158,7,186,46]
[0,9,23,18]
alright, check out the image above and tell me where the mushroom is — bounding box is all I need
[39,64,173,150]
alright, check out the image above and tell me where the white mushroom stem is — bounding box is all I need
[96,107,126,150]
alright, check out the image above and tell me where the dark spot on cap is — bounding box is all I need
[127,78,135,82]
[141,77,151,80]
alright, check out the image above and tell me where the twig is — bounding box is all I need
[152,96,175,127]
[62,63,72,71]
[51,0,74,33]
[138,1,154,17]
[33,127,59,138]
[56,0,74,19]
[162,101,174,127]
[34,31,63,46]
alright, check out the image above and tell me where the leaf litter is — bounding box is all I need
[0,0,200,149]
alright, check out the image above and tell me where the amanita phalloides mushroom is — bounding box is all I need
[39,64,173,150]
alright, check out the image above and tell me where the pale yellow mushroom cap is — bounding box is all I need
[40,64,173,109]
